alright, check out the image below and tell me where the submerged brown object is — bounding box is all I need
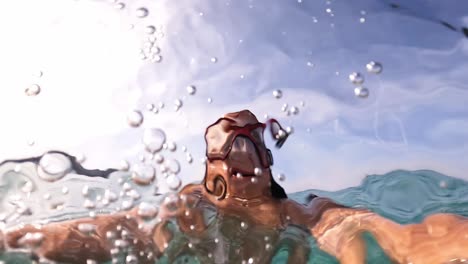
[2,110,468,263]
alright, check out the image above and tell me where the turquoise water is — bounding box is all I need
[1,155,467,263]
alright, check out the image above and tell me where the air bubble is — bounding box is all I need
[211,57,218,63]
[137,202,158,220]
[354,87,369,98]
[254,168,262,176]
[272,90,282,99]
[25,84,41,96]
[186,85,196,95]
[143,128,166,153]
[153,154,164,164]
[166,159,180,174]
[122,199,134,210]
[289,106,299,115]
[62,186,69,194]
[78,223,96,234]
[145,25,156,34]
[127,110,144,128]
[120,160,130,171]
[21,180,34,193]
[135,7,149,18]
[131,164,155,185]
[167,141,177,152]
[186,154,193,164]
[277,173,285,181]
[251,177,258,184]
[349,72,364,85]
[82,185,90,197]
[207,97,213,104]
[166,174,182,190]
[104,190,118,202]
[240,222,248,230]
[126,255,138,264]
[152,55,163,63]
[114,3,125,10]
[366,61,383,74]
[146,103,155,111]
[359,17,366,23]
[174,99,183,111]
[38,153,72,182]
[84,199,96,209]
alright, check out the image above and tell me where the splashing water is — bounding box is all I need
[0,153,467,263]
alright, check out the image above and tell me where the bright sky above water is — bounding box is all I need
[0,0,467,192]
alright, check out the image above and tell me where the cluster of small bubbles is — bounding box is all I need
[277,173,286,181]
[38,152,72,182]
[105,189,118,203]
[174,99,183,111]
[272,89,282,99]
[25,84,41,96]
[143,128,166,153]
[354,87,369,98]
[131,164,156,185]
[166,174,182,190]
[135,7,149,18]
[207,97,213,104]
[366,61,383,74]
[145,25,156,34]
[137,202,158,220]
[210,57,218,63]
[127,110,144,127]
[348,72,364,85]
[186,85,197,95]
